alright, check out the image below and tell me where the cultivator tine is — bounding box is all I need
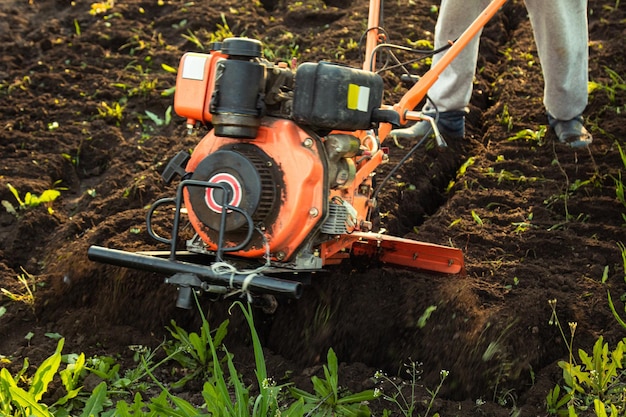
[349,232,464,274]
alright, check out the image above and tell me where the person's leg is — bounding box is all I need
[525,0,592,147]
[392,0,489,141]
[427,0,490,112]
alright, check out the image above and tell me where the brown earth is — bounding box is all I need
[1,0,625,415]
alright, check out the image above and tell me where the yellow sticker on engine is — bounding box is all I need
[347,84,370,112]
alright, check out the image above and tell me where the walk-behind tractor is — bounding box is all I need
[88,0,507,308]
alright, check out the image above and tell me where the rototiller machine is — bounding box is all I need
[88,0,507,308]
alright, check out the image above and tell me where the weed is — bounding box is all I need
[550,336,626,416]
[416,305,437,328]
[0,268,37,314]
[607,242,626,330]
[210,13,235,42]
[164,316,229,389]
[546,295,626,416]
[6,76,31,94]
[511,211,535,234]
[506,125,547,144]
[0,338,109,416]
[3,183,61,215]
[290,347,377,416]
[122,175,147,199]
[588,66,626,105]
[374,361,448,417]
[545,153,601,223]
[484,167,543,184]
[143,106,173,128]
[610,142,626,224]
[97,100,125,124]
[497,104,514,132]
[471,209,484,226]
[182,29,205,50]
[89,0,114,16]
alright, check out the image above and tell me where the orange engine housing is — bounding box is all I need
[183,119,327,262]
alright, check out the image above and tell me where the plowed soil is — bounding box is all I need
[1,0,625,415]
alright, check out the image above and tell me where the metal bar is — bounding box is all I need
[87,246,303,298]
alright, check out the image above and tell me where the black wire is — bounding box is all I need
[368,42,454,73]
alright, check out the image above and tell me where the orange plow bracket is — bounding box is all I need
[348,232,464,274]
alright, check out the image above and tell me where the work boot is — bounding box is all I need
[547,113,593,148]
[390,110,467,141]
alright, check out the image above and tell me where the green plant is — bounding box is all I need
[89,0,114,16]
[607,242,626,330]
[1,268,38,314]
[550,336,626,416]
[588,66,626,105]
[182,29,205,50]
[135,300,298,417]
[611,142,626,224]
[483,167,543,184]
[471,209,484,226]
[199,301,293,416]
[416,305,437,328]
[143,106,173,127]
[97,100,125,123]
[0,338,109,417]
[497,104,513,132]
[374,361,447,417]
[506,125,547,144]
[163,316,229,389]
[289,347,376,416]
[3,183,61,215]
[547,295,626,416]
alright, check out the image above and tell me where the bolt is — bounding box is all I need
[309,207,319,217]
[276,251,286,260]
[303,138,314,148]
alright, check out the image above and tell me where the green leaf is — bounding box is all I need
[161,86,176,97]
[29,338,64,401]
[144,110,163,126]
[161,63,177,73]
[170,396,204,416]
[6,183,25,207]
[9,384,54,416]
[79,381,107,417]
[337,389,377,404]
[38,189,61,204]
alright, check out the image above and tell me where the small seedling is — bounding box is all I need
[471,210,484,226]
[3,183,61,215]
[97,101,125,123]
[374,361,448,417]
[1,268,38,314]
[506,125,546,144]
[290,347,376,416]
[497,104,514,132]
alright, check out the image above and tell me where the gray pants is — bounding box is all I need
[426,0,589,121]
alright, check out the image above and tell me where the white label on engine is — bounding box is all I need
[357,86,370,112]
[181,54,207,80]
[347,84,370,112]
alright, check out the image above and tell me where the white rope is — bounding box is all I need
[208,227,271,300]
